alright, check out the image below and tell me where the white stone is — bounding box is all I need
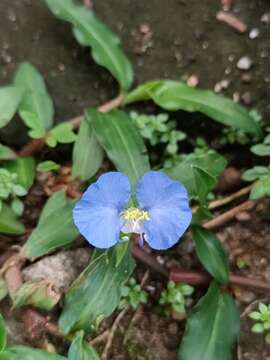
[249,28,260,39]
[237,56,253,70]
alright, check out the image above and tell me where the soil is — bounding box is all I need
[0,0,270,359]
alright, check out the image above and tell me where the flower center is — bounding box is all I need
[121,207,150,235]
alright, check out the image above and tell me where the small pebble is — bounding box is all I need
[264,75,270,84]
[261,13,270,25]
[214,79,230,93]
[233,91,240,102]
[237,56,253,70]
[235,211,251,222]
[249,28,260,39]
[241,73,252,83]
[187,75,199,87]
[241,91,252,105]
[260,50,268,59]
[228,54,235,62]
[139,23,151,34]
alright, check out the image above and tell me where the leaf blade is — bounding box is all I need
[0,145,17,161]
[25,198,78,258]
[0,204,25,235]
[192,227,229,284]
[87,109,150,188]
[15,62,54,132]
[166,150,226,205]
[179,282,240,360]
[68,332,100,360]
[72,118,103,181]
[4,157,35,191]
[45,0,133,90]
[59,246,134,334]
[125,80,261,136]
[0,313,7,352]
[0,86,21,129]
[0,346,66,360]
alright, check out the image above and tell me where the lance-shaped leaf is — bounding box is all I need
[0,145,16,161]
[166,150,227,205]
[68,332,100,360]
[87,109,150,188]
[59,245,135,334]
[72,118,103,181]
[0,204,25,235]
[124,80,262,136]
[179,282,240,360]
[0,86,22,129]
[0,346,66,360]
[0,313,7,352]
[46,0,133,90]
[15,62,54,135]
[192,227,229,284]
[25,191,78,258]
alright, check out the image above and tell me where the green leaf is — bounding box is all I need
[0,204,25,235]
[50,123,77,144]
[37,161,60,172]
[0,145,16,161]
[68,332,100,360]
[251,144,270,156]
[166,150,226,205]
[251,323,265,333]
[15,62,54,132]
[242,166,269,181]
[46,135,57,148]
[72,118,103,181]
[192,227,229,284]
[0,346,66,360]
[13,280,61,311]
[87,109,150,189]
[25,195,78,258]
[0,314,7,352]
[59,245,135,334]
[0,86,22,129]
[38,190,67,224]
[250,174,270,200]
[259,302,268,314]
[11,198,24,216]
[179,281,240,360]
[124,80,262,136]
[0,169,14,199]
[4,157,35,191]
[249,311,261,320]
[45,0,133,90]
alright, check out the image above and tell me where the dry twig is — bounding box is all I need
[216,11,247,33]
[203,200,255,229]
[208,184,253,210]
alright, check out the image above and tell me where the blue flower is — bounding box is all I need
[73,171,192,250]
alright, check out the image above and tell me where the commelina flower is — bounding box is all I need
[73,171,192,250]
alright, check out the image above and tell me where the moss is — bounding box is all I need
[125,339,152,360]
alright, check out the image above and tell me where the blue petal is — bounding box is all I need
[73,172,131,248]
[137,171,192,250]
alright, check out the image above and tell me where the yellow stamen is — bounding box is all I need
[122,207,150,221]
